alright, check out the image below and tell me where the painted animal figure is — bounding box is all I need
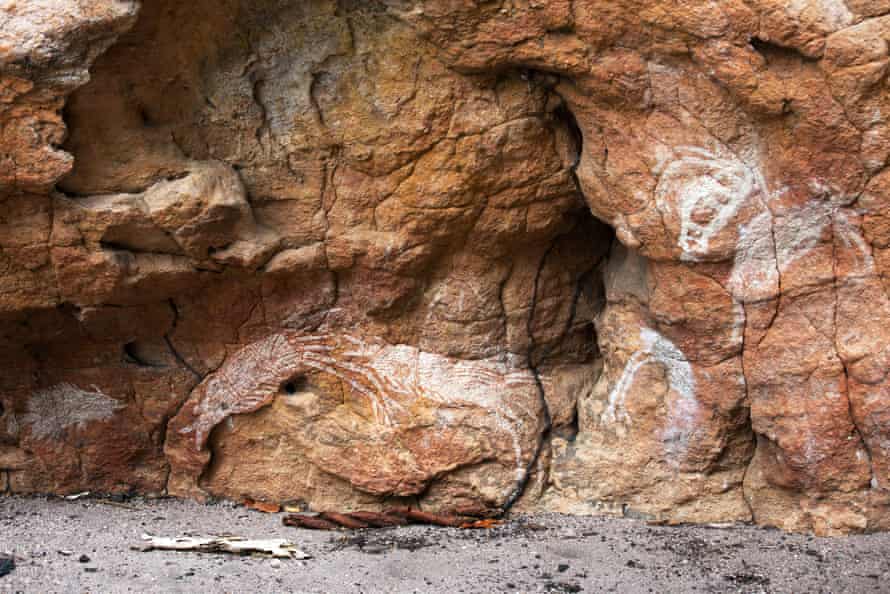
[164,331,544,502]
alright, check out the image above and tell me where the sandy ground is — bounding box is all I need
[1,496,889,593]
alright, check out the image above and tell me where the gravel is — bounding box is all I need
[1,495,889,593]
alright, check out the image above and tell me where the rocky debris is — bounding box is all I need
[2,0,890,535]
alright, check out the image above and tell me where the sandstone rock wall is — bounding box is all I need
[2,0,889,534]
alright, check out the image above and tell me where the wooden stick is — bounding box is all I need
[319,511,370,529]
[384,507,465,527]
[135,535,309,559]
[347,511,409,527]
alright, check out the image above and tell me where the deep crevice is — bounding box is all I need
[736,301,758,523]
[164,298,201,380]
[552,100,583,171]
[250,75,270,145]
[501,236,558,513]
[500,92,612,511]
[309,71,330,128]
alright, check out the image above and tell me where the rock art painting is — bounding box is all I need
[5,0,890,534]
[656,147,761,263]
[602,326,699,466]
[23,383,126,441]
[165,332,544,509]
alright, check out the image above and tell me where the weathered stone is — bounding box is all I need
[2,0,890,534]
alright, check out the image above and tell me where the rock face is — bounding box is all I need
[2,0,890,535]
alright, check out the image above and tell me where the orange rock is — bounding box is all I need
[3,0,890,534]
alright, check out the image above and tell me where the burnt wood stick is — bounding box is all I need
[384,507,465,527]
[319,511,370,529]
[347,511,409,527]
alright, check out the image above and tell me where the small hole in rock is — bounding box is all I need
[123,341,154,367]
[137,104,154,127]
[748,36,812,64]
[0,401,4,417]
[282,378,305,395]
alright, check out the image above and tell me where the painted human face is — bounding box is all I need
[656,147,758,261]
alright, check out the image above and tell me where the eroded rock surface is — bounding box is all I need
[2,0,890,534]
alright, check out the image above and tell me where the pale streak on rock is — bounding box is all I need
[834,209,877,276]
[23,383,126,441]
[603,327,698,465]
[729,211,778,304]
[789,0,854,31]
